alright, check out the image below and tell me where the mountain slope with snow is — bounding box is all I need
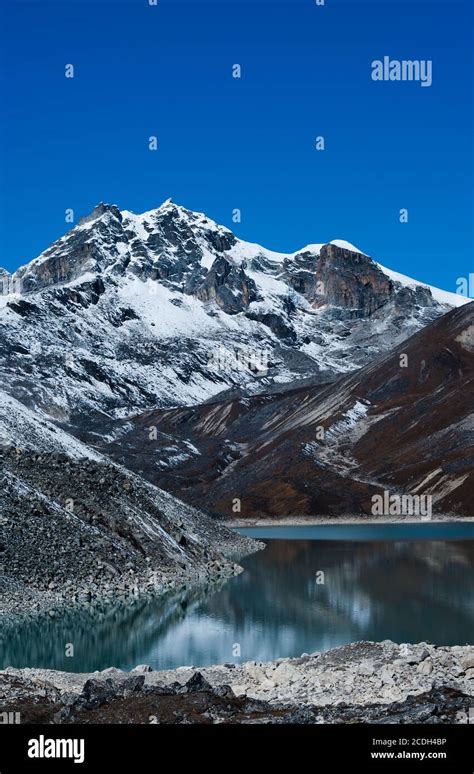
[102,302,474,519]
[0,200,467,437]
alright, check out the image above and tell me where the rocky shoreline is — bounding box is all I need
[0,447,262,621]
[229,516,474,528]
[0,553,252,628]
[0,540,260,625]
[2,641,473,724]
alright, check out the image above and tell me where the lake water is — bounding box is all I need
[2,523,474,672]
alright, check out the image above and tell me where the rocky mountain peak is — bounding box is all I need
[315,243,395,317]
[5,201,458,323]
[78,202,123,227]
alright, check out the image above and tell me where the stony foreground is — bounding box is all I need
[2,641,474,724]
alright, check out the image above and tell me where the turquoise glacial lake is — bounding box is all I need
[2,523,473,672]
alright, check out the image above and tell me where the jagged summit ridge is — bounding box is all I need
[0,200,468,429]
[7,199,466,308]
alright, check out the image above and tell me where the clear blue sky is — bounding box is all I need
[0,0,472,293]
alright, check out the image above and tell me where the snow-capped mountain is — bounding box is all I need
[0,199,466,436]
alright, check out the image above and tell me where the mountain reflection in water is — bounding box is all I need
[2,526,474,672]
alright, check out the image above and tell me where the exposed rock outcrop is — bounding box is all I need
[194,256,258,314]
[314,243,394,317]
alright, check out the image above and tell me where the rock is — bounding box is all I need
[460,654,474,671]
[231,684,248,697]
[392,658,408,667]
[0,445,258,618]
[244,663,267,682]
[116,675,145,696]
[399,645,430,665]
[315,243,394,318]
[132,664,153,673]
[417,658,433,675]
[380,666,395,685]
[180,672,212,694]
[272,662,297,685]
[212,684,234,699]
[194,257,257,315]
[356,661,375,676]
[79,678,116,709]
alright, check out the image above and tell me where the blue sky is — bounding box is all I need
[0,0,472,293]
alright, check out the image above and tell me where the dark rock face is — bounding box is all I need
[314,244,394,317]
[246,310,296,341]
[180,672,213,694]
[395,284,435,310]
[282,249,320,296]
[195,257,258,313]
[281,244,401,318]
[11,201,251,311]
[52,276,106,308]
[5,299,39,318]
